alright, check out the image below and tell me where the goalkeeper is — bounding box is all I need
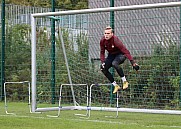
[100,26,139,93]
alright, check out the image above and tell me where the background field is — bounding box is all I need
[0,102,181,129]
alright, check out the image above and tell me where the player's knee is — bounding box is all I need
[101,68,107,74]
[112,62,119,69]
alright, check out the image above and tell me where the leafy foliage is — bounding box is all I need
[5,24,31,82]
[6,0,88,9]
[129,35,180,109]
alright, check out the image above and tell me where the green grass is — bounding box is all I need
[0,102,181,129]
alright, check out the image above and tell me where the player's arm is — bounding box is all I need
[114,36,133,60]
[100,39,106,70]
[114,37,139,71]
[100,39,105,63]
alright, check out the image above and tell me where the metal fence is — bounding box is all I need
[0,1,181,112]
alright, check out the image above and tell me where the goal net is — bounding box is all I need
[31,2,181,115]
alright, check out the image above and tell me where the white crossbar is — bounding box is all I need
[31,2,181,17]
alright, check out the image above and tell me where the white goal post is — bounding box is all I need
[31,2,181,114]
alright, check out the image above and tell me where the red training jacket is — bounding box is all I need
[100,35,133,63]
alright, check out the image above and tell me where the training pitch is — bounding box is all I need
[0,102,181,129]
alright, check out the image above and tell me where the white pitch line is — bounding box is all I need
[0,114,181,128]
[70,118,181,128]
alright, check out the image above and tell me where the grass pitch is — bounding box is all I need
[0,102,181,129]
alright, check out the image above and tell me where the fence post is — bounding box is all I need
[1,0,5,101]
[51,0,56,104]
[179,0,181,107]
[110,0,115,105]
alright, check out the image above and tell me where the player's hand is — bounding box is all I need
[133,63,139,71]
[130,60,139,71]
[100,63,105,70]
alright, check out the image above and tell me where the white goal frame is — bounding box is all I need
[47,84,89,118]
[31,2,181,114]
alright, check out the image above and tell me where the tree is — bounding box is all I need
[6,0,88,9]
[5,24,31,82]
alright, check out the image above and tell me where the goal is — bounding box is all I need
[31,2,181,115]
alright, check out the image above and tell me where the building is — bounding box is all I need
[88,0,180,60]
